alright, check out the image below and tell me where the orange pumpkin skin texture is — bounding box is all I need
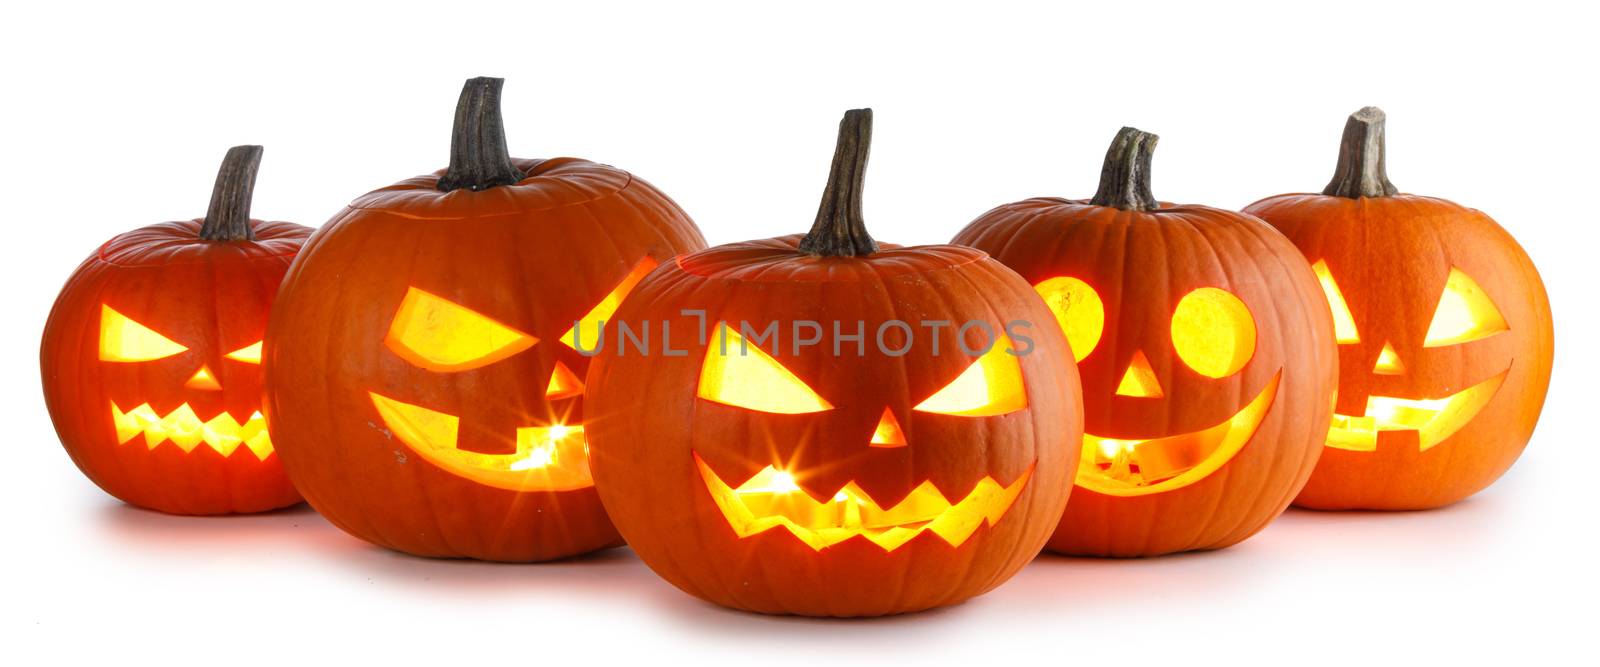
[953,128,1337,556]
[263,79,706,561]
[41,147,310,515]
[1244,108,1553,510]
[586,110,1080,616]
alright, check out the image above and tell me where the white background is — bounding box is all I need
[4,1,1595,663]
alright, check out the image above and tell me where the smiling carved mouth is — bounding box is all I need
[1326,369,1508,452]
[695,453,1033,552]
[368,392,593,492]
[1077,371,1281,496]
[112,402,273,460]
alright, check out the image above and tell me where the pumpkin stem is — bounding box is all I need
[800,108,878,257]
[1323,106,1399,198]
[199,145,262,241]
[1089,127,1159,211]
[437,77,524,192]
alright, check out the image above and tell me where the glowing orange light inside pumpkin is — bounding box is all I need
[1325,371,1508,452]
[1079,372,1281,496]
[368,392,593,491]
[697,324,833,414]
[185,365,221,391]
[560,258,658,350]
[224,340,263,363]
[1034,276,1104,362]
[869,408,907,448]
[99,305,188,362]
[1171,287,1256,378]
[696,453,1033,552]
[546,360,585,399]
[1373,342,1405,375]
[1423,268,1508,347]
[1311,260,1360,344]
[111,402,272,459]
[385,287,537,372]
[1115,350,1164,398]
[913,335,1027,417]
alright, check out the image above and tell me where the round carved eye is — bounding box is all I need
[1171,287,1256,378]
[1034,276,1104,362]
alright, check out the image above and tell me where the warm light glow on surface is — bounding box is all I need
[224,341,263,363]
[696,453,1032,551]
[1311,260,1360,343]
[185,365,221,391]
[368,392,593,491]
[1078,372,1281,496]
[869,408,907,447]
[560,258,658,350]
[1325,370,1507,452]
[1115,350,1164,398]
[386,287,536,372]
[1035,276,1104,361]
[546,360,585,398]
[1374,342,1405,375]
[1171,287,1256,378]
[1424,268,1508,347]
[913,335,1026,416]
[112,402,272,459]
[698,324,832,414]
[99,305,187,362]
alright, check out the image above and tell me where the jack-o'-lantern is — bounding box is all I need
[264,77,706,561]
[1245,107,1553,510]
[953,127,1337,556]
[42,146,311,515]
[587,109,1080,616]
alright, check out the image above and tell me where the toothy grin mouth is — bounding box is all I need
[111,402,272,460]
[368,392,593,492]
[1078,372,1282,496]
[1326,369,1508,452]
[695,453,1033,552]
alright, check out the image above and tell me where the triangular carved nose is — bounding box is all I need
[546,360,585,398]
[869,408,907,448]
[1374,341,1405,375]
[185,365,221,391]
[1115,350,1163,398]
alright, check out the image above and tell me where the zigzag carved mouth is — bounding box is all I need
[696,453,1032,552]
[111,402,272,460]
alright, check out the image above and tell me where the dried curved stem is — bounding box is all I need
[799,108,878,257]
[437,77,524,192]
[1323,106,1398,198]
[1089,127,1159,211]
[199,145,262,241]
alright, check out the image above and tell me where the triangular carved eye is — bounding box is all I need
[386,288,536,372]
[100,305,188,362]
[698,324,832,414]
[225,341,263,364]
[1311,260,1360,344]
[561,258,658,351]
[914,336,1027,417]
[1423,268,1508,347]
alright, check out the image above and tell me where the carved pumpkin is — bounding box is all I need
[953,128,1338,556]
[1244,107,1553,510]
[586,110,1080,616]
[41,146,311,515]
[263,77,706,561]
